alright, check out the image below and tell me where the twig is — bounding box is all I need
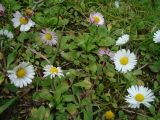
[138,63,149,70]
[122,108,149,117]
[25,46,51,64]
[32,0,44,10]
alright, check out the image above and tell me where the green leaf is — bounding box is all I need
[88,63,98,74]
[66,103,78,115]
[133,69,142,75]
[17,32,29,42]
[33,90,53,101]
[149,105,155,116]
[62,95,75,102]
[97,37,115,47]
[0,74,4,85]
[0,97,18,114]
[74,77,92,90]
[7,52,17,68]
[29,106,53,120]
[149,61,160,72]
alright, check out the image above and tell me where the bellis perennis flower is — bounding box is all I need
[89,12,104,26]
[12,11,35,32]
[113,49,137,73]
[153,30,160,43]
[125,85,155,108]
[116,34,129,46]
[40,29,58,46]
[43,65,64,79]
[7,62,35,88]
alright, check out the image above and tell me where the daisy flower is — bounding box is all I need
[116,34,129,46]
[43,65,64,79]
[0,4,5,16]
[7,62,35,88]
[11,11,35,32]
[125,85,155,108]
[113,49,137,73]
[153,30,160,43]
[0,29,14,39]
[89,12,104,26]
[40,29,58,46]
[105,110,115,120]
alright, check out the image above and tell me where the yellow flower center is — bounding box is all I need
[45,33,52,40]
[93,16,100,23]
[19,17,29,25]
[120,56,129,65]
[105,110,115,120]
[50,67,58,74]
[16,68,26,78]
[135,93,144,102]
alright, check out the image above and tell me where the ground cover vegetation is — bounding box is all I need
[0,0,160,120]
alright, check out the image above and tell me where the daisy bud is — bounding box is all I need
[25,8,34,17]
[105,110,115,120]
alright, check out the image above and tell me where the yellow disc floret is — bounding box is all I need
[135,93,144,102]
[93,16,100,23]
[105,110,115,120]
[16,68,26,78]
[50,67,58,74]
[120,56,129,65]
[45,33,52,40]
[19,17,28,25]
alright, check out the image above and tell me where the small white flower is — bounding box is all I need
[125,85,155,108]
[89,12,104,26]
[113,49,137,73]
[40,29,58,46]
[11,11,35,32]
[115,0,120,8]
[43,65,64,79]
[7,62,35,88]
[0,29,14,39]
[116,34,129,46]
[153,30,160,43]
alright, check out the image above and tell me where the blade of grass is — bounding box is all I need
[0,97,18,114]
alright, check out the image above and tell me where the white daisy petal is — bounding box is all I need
[153,30,160,43]
[113,49,137,73]
[43,65,64,79]
[40,29,58,46]
[125,85,155,109]
[116,34,129,46]
[7,62,35,88]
